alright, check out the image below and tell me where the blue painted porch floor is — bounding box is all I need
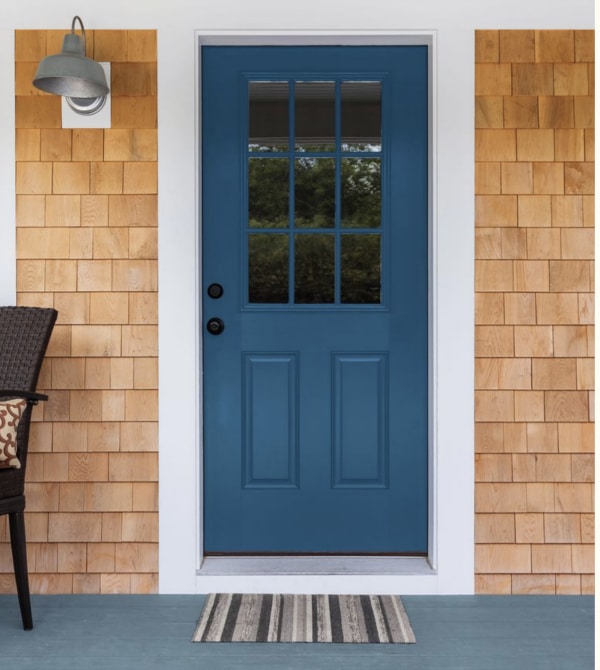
[0,594,594,669]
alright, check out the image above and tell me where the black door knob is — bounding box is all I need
[207,283,224,299]
[206,317,225,335]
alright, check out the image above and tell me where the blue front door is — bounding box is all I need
[202,46,428,554]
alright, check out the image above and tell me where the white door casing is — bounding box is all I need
[159,29,473,595]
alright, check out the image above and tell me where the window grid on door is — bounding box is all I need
[246,78,384,307]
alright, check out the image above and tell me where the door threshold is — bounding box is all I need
[198,555,434,576]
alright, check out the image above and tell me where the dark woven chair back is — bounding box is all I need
[0,307,57,497]
[0,306,57,630]
[0,306,57,392]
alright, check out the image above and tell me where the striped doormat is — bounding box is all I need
[193,593,416,643]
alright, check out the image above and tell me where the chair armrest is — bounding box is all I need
[0,390,48,404]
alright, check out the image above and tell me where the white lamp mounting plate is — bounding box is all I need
[61,62,111,128]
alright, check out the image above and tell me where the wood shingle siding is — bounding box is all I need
[0,30,158,595]
[475,29,594,595]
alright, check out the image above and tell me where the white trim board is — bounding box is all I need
[0,30,16,305]
[159,29,474,595]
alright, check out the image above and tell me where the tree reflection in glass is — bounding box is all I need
[294,234,335,304]
[341,158,381,228]
[248,158,289,228]
[341,234,381,304]
[295,158,335,228]
[248,233,289,303]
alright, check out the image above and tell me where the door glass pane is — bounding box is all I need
[249,158,289,228]
[246,79,386,306]
[295,82,335,152]
[248,233,289,303]
[294,234,335,303]
[341,158,381,228]
[341,82,382,152]
[341,234,381,304]
[295,158,335,228]
[249,82,289,152]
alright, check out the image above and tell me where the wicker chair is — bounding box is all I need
[0,306,57,630]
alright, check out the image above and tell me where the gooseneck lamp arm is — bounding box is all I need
[70,16,87,58]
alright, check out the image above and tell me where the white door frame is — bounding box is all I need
[159,28,475,595]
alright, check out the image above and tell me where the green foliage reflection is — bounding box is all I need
[341,234,381,304]
[247,156,382,304]
[294,234,335,303]
[295,158,335,228]
[248,159,289,228]
[248,234,289,303]
[341,158,381,228]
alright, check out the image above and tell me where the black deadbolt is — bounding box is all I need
[206,317,225,335]
[207,283,224,299]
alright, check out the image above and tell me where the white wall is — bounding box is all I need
[0,0,593,595]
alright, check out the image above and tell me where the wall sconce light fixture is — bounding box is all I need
[32,16,109,116]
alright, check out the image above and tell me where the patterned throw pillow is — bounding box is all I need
[0,399,27,469]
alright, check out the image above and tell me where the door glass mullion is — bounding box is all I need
[288,80,296,306]
[334,79,342,305]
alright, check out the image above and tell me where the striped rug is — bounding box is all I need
[193,593,416,643]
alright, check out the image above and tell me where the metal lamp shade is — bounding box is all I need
[33,33,109,98]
